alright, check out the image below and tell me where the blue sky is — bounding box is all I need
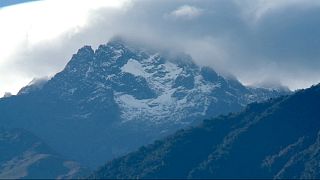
[0,0,38,7]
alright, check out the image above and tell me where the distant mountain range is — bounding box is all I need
[0,39,287,177]
[91,83,320,179]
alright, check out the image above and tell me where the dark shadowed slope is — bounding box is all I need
[91,84,320,179]
[0,128,89,179]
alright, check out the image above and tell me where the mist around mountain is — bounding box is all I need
[0,38,288,178]
[90,83,320,179]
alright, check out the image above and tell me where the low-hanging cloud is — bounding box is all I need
[1,0,320,96]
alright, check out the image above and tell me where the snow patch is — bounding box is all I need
[121,59,149,78]
[114,52,222,125]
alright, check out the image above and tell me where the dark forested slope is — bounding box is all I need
[92,84,320,179]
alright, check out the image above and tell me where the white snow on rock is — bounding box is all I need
[121,59,148,78]
[115,52,219,125]
[63,41,283,127]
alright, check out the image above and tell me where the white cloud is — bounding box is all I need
[235,0,320,23]
[166,5,203,20]
[0,0,130,96]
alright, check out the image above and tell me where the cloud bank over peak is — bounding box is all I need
[1,0,320,96]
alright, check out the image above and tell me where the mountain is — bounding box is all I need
[0,39,286,168]
[90,84,320,179]
[0,128,88,179]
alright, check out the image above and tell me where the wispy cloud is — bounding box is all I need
[165,5,203,20]
[235,0,320,23]
[0,0,130,96]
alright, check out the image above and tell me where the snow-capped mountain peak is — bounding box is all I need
[0,38,288,168]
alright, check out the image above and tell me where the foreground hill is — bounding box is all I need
[0,39,285,168]
[91,84,320,179]
[0,128,88,179]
